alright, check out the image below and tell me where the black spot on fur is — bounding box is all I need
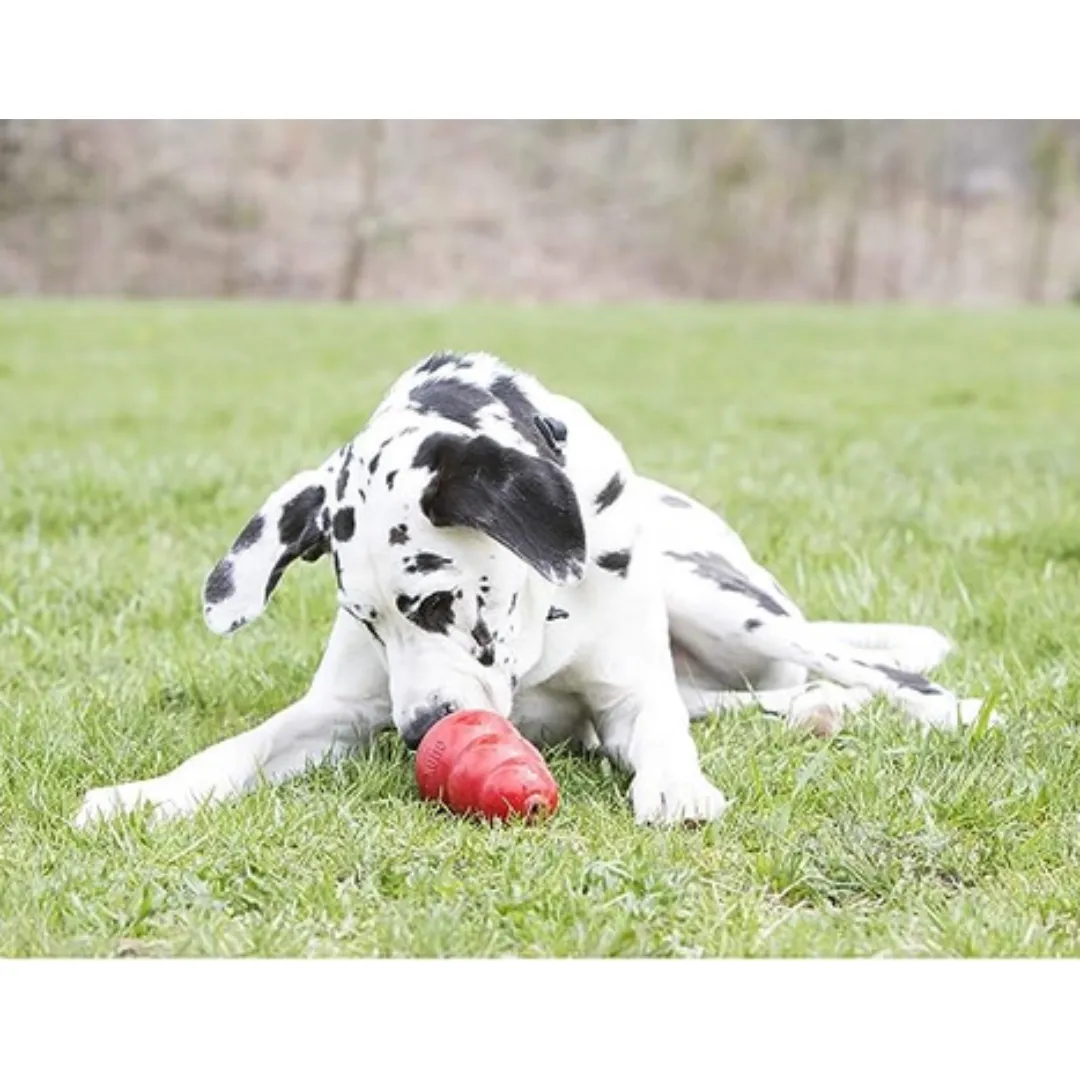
[664,550,789,616]
[725,578,789,616]
[415,431,586,585]
[332,550,344,591]
[278,485,326,548]
[228,485,328,608]
[232,514,264,553]
[508,592,518,615]
[547,607,569,622]
[412,432,453,473]
[332,507,356,542]
[488,375,563,462]
[409,378,490,432]
[389,524,409,546]
[488,375,537,437]
[869,663,943,695]
[396,594,418,613]
[661,493,692,509]
[205,560,235,604]
[744,618,763,632]
[343,604,383,645]
[407,551,453,575]
[336,444,354,502]
[408,591,456,635]
[368,451,382,476]
[264,552,292,601]
[301,537,329,564]
[596,549,632,578]
[472,618,496,666]
[595,473,625,513]
[386,470,398,490]
[417,351,465,376]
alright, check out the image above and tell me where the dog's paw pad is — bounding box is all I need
[786,684,871,737]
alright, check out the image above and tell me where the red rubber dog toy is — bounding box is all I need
[415,710,559,821]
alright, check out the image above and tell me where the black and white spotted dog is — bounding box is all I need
[75,352,999,828]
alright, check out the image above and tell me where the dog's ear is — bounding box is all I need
[202,469,331,635]
[418,433,586,585]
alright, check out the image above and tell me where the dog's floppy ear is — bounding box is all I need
[202,469,331,635]
[418,433,586,585]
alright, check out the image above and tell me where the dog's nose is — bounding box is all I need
[401,701,457,751]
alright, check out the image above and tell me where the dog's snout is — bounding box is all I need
[401,701,457,750]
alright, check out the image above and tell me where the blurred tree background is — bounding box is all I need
[1,119,1078,304]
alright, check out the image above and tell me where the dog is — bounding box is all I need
[75,351,999,828]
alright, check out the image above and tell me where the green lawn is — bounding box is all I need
[3,301,1080,957]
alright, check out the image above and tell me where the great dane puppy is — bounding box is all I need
[75,351,997,828]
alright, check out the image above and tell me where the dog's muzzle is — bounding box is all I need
[401,700,458,751]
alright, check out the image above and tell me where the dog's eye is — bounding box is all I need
[533,414,567,455]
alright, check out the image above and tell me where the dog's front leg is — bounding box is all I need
[602,680,729,827]
[74,611,391,827]
[572,573,729,826]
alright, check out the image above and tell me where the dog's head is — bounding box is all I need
[202,419,586,747]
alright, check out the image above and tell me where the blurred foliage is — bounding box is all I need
[0,119,1077,303]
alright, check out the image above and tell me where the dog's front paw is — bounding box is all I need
[631,765,729,827]
[74,780,190,829]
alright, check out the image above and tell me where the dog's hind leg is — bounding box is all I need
[809,621,953,674]
[734,617,999,730]
[640,476,990,731]
[74,611,392,826]
[644,479,812,694]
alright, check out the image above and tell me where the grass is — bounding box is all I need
[3,301,1080,958]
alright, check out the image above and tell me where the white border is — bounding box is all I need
[2,1,1078,117]
[2,958,1076,1077]
[2,2,1078,1075]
